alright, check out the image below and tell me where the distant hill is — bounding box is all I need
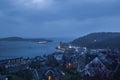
[72,32,120,49]
[0,37,53,42]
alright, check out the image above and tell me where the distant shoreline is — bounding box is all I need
[0,37,53,42]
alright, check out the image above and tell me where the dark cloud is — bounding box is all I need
[0,0,120,38]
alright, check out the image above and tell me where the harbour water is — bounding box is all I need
[0,38,73,60]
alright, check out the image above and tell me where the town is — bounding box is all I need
[0,42,120,80]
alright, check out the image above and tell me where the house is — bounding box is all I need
[84,57,109,77]
[54,53,63,61]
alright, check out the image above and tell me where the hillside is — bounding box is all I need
[72,32,120,49]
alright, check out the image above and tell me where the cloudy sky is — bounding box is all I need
[0,0,120,38]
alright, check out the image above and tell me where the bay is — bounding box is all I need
[0,38,73,60]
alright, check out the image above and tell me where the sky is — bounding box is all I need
[0,0,120,38]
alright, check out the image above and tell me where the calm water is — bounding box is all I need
[0,38,73,60]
